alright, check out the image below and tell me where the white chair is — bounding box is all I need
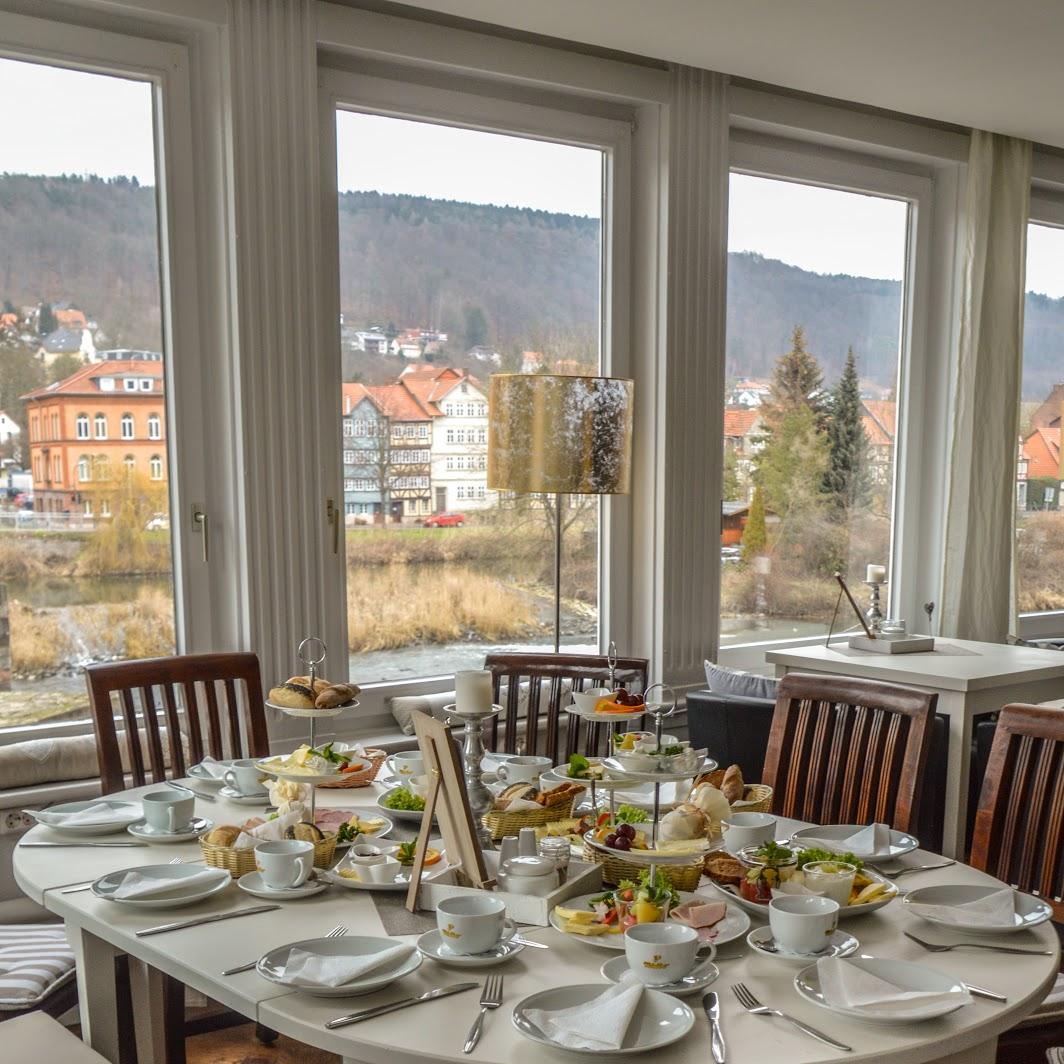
[5,1011,108,1063]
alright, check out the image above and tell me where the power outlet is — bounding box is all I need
[0,810,34,835]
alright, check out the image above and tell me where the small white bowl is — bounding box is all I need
[571,688,613,714]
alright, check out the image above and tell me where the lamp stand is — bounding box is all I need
[553,491,562,653]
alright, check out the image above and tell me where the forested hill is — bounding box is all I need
[2,176,1063,397]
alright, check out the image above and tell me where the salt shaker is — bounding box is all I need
[518,826,538,857]
[498,835,519,866]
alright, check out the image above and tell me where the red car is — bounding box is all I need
[423,512,465,527]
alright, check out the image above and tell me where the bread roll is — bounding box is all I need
[288,676,331,695]
[721,764,744,804]
[268,682,314,709]
[315,682,360,709]
[204,825,240,847]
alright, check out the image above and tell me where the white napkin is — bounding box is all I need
[281,944,413,988]
[524,974,644,1051]
[38,802,140,826]
[500,797,541,811]
[800,823,891,857]
[771,879,826,898]
[817,957,970,1013]
[196,757,230,779]
[908,887,1016,927]
[110,868,227,899]
[234,809,304,849]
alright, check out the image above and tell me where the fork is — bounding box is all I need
[223,923,348,976]
[62,856,182,894]
[731,982,852,1052]
[869,860,955,878]
[903,930,1051,956]
[463,974,503,1054]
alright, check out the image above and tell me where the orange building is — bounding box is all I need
[22,355,167,515]
[1022,426,1062,480]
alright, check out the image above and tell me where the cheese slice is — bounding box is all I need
[554,906,596,924]
[564,920,611,936]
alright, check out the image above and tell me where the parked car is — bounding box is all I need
[422,511,465,528]
[145,513,170,531]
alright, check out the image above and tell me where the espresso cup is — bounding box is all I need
[142,790,195,833]
[721,811,777,853]
[624,922,707,986]
[768,895,840,955]
[365,856,401,884]
[496,755,552,786]
[224,758,268,796]
[389,751,424,779]
[436,894,516,956]
[256,839,314,890]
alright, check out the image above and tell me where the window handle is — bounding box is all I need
[327,497,339,554]
[191,504,209,563]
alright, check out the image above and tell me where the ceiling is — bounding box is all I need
[390,0,1064,150]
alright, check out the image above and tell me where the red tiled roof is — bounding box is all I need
[861,399,896,448]
[366,382,432,422]
[723,408,759,438]
[400,366,483,411]
[22,358,163,401]
[1023,426,1061,479]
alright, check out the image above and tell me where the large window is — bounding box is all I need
[720,172,909,649]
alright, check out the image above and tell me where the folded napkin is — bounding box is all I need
[908,887,1016,927]
[195,757,230,779]
[234,808,304,849]
[280,944,413,988]
[110,868,227,899]
[800,823,891,857]
[524,974,644,1051]
[38,802,140,826]
[817,957,970,1013]
[500,797,541,812]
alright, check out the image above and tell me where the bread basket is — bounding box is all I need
[482,794,579,841]
[200,832,337,879]
[581,844,703,891]
[730,783,773,814]
[318,747,387,789]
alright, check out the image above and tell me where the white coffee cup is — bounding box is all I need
[721,811,777,853]
[436,894,516,956]
[365,856,401,884]
[256,839,314,890]
[768,895,840,955]
[389,751,424,779]
[142,790,195,833]
[496,755,552,785]
[624,922,708,986]
[408,774,431,799]
[224,758,268,796]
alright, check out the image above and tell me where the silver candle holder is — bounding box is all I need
[864,581,885,634]
[443,702,500,850]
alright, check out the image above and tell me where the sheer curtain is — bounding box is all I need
[940,131,1031,642]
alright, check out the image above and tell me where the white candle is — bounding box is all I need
[455,670,493,715]
[866,564,887,584]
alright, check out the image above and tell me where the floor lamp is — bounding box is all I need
[488,373,634,653]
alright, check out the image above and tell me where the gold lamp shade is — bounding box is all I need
[488,374,634,495]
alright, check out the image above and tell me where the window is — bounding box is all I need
[121,413,134,439]
[149,454,163,480]
[123,378,138,392]
[456,485,466,500]
[77,455,90,482]
[446,457,454,470]
[83,499,92,517]
[343,449,355,464]
[139,378,152,391]
[124,454,135,471]
[344,478,356,492]
[98,377,115,392]
[100,498,111,518]
[94,454,111,482]
[76,413,89,439]
[50,413,59,439]
[94,413,107,439]
[419,424,428,439]
[52,454,61,481]
[446,429,454,444]
[343,420,355,437]
[147,413,161,440]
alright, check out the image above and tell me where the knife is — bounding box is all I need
[513,936,549,950]
[965,983,1007,1003]
[19,842,149,848]
[136,904,280,937]
[325,982,478,1029]
[703,991,726,1063]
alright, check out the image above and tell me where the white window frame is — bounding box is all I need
[121,412,135,440]
[75,413,89,440]
[93,413,108,439]
[147,412,161,440]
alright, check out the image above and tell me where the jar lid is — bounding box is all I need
[501,855,555,877]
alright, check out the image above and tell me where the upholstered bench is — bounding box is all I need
[5,1010,108,1063]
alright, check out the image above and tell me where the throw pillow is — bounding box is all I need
[703,661,780,702]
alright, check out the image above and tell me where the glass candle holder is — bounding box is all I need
[537,835,571,884]
[801,860,857,906]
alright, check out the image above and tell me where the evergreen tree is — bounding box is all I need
[722,446,742,502]
[37,302,57,336]
[48,353,83,384]
[761,325,826,430]
[741,484,767,563]
[824,348,871,509]
[755,404,829,518]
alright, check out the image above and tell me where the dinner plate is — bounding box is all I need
[548,892,750,951]
[375,788,432,822]
[902,884,1053,933]
[583,830,713,865]
[255,753,371,786]
[326,813,393,850]
[599,955,719,997]
[789,824,919,861]
[91,864,232,909]
[746,925,859,965]
[325,851,454,891]
[701,867,899,919]
[28,800,144,837]
[600,756,717,784]
[512,984,695,1055]
[186,761,232,787]
[257,935,420,997]
[127,816,213,842]
[218,785,270,805]
[416,929,524,967]
[237,871,328,899]
[794,956,970,1025]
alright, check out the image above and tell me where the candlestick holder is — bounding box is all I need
[863,581,884,634]
[443,703,501,850]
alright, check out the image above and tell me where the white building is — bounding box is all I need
[0,412,20,445]
[353,330,389,354]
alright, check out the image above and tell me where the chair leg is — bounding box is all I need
[256,1022,279,1045]
[162,973,187,1064]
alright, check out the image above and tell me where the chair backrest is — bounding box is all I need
[969,703,1064,921]
[85,653,269,794]
[762,672,937,833]
[482,652,650,762]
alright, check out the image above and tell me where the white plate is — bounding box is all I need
[746,925,859,965]
[237,871,328,900]
[512,984,695,1055]
[28,800,144,837]
[600,756,717,784]
[702,867,899,919]
[375,788,431,822]
[566,704,648,723]
[548,892,750,951]
[255,753,371,786]
[218,785,270,804]
[331,814,394,850]
[902,884,1053,934]
[264,698,358,719]
[325,852,454,892]
[257,935,420,997]
[187,761,232,788]
[416,929,524,967]
[583,830,713,865]
[127,816,213,842]
[599,954,719,997]
[789,824,919,861]
[794,955,970,1025]
[91,864,232,909]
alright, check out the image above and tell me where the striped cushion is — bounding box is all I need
[0,925,76,1010]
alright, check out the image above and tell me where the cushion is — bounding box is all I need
[704,661,780,702]
[0,924,76,1011]
[3,1012,108,1061]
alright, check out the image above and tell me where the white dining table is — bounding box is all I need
[14,780,1061,1064]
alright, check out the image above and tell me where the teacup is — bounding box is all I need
[142,790,195,834]
[496,755,552,786]
[721,811,777,853]
[365,856,401,884]
[388,751,424,779]
[256,839,314,890]
[436,894,516,956]
[624,923,708,986]
[224,758,268,796]
[768,895,839,955]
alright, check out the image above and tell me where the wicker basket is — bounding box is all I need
[730,783,773,814]
[482,794,578,841]
[581,843,704,891]
[318,748,387,789]
[200,832,338,879]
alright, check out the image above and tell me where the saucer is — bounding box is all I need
[237,871,328,899]
[415,929,524,968]
[746,925,859,965]
[219,785,270,805]
[127,816,213,842]
[599,954,720,997]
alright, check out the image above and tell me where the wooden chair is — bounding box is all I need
[762,672,937,834]
[85,652,269,795]
[482,652,649,762]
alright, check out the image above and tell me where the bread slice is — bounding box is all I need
[703,849,743,885]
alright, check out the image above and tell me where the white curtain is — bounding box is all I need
[940,131,1032,642]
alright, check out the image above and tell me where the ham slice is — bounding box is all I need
[670,900,727,941]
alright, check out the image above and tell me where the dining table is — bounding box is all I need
[14,777,1061,1064]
